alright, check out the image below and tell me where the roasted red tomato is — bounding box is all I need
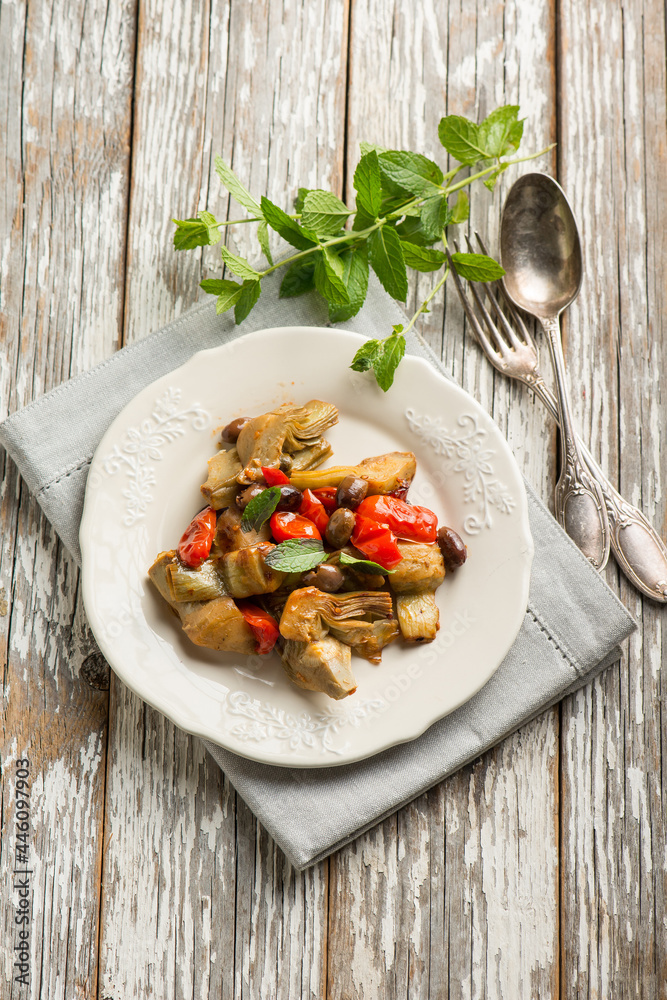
[311,487,338,513]
[236,601,280,654]
[177,507,217,568]
[261,466,291,486]
[356,495,437,543]
[351,514,403,569]
[270,511,322,542]
[298,489,330,534]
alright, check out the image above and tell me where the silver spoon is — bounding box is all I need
[500,172,610,570]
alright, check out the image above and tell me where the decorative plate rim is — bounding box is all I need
[80,325,533,767]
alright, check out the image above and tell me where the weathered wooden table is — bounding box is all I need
[2,1,665,996]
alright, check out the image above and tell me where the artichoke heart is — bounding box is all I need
[290,451,417,495]
[281,637,357,700]
[396,592,440,642]
[236,400,338,483]
[181,597,257,654]
[201,447,243,509]
[389,541,445,594]
[166,559,228,603]
[279,586,394,643]
[289,438,333,472]
[329,619,399,663]
[148,551,256,653]
[219,543,286,598]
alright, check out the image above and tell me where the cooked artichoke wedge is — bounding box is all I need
[236,400,338,483]
[201,447,242,509]
[219,543,285,598]
[329,619,399,663]
[166,559,228,603]
[279,587,394,643]
[181,597,257,654]
[396,592,439,642]
[281,637,357,700]
[289,438,333,472]
[148,550,180,607]
[389,541,445,593]
[290,451,416,494]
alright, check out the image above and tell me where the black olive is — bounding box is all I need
[276,484,303,512]
[220,416,250,444]
[336,475,368,509]
[325,508,356,548]
[437,526,467,571]
[279,453,293,474]
[236,484,265,510]
[302,563,345,592]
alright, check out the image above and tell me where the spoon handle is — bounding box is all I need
[540,315,611,570]
[528,379,667,601]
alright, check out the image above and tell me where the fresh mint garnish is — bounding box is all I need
[264,539,327,573]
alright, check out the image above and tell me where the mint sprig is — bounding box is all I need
[176,105,553,390]
[338,551,396,575]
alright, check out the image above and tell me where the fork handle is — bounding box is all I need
[530,377,667,602]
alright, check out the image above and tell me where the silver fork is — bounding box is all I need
[446,235,667,602]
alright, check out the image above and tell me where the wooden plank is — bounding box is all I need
[328,0,560,996]
[0,0,136,997]
[98,1,348,996]
[557,1,667,996]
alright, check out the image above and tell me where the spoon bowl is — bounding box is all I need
[500,173,610,571]
[500,173,583,318]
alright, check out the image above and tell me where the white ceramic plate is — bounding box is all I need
[80,326,533,767]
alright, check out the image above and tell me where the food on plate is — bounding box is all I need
[148,398,467,700]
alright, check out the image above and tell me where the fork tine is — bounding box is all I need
[464,234,526,351]
[474,232,537,349]
[445,248,503,364]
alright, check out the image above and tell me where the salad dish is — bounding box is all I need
[148,399,468,701]
[80,326,533,767]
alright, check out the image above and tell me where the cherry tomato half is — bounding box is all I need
[356,495,437,543]
[311,487,337,513]
[270,511,322,542]
[298,489,330,534]
[236,601,280,654]
[177,507,217,568]
[351,514,403,569]
[261,466,291,486]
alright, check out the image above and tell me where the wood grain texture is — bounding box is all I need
[99,1,348,996]
[0,0,136,997]
[558,1,667,997]
[332,1,560,996]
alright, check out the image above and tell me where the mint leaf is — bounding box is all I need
[352,207,377,232]
[279,259,316,298]
[437,116,485,166]
[360,141,388,156]
[173,218,211,250]
[328,247,369,322]
[301,190,351,236]
[368,226,408,300]
[261,196,319,250]
[400,243,446,273]
[198,210,221,245]
[234,279,261,323]
[396,215,441,247]
[200,278,244,314]
[353,150,382,218]
[314,247,349,306]
[350,338,382,373]
[339,551,395,574]
[241,486,281,533]
[294,187,311,213]
[450,190,469,224]
[374,327,406,391]
[214,156,262,215]
[220,244,261,280]
[264,538,326,573]
[450,252,505,281]
[478,106,524,158]
[378,151,443,197]
[257,220,273,265]
[483,162,509,192]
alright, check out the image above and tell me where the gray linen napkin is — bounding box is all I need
[0,272,636,869]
